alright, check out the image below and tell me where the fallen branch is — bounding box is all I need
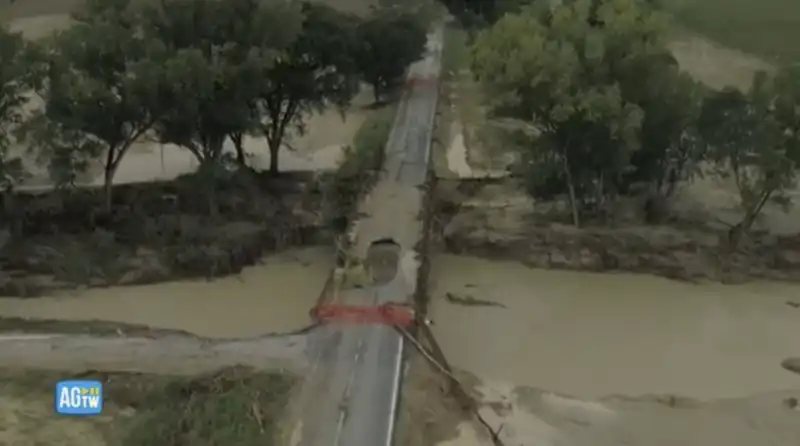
[445,292,507,309]
[395,324,453,378]
[782,357,800,375]
[251,401,266,433]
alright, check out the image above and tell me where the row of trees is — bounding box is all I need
[469,0,800,246]
[0,0,428,211]
[439,0,532,27]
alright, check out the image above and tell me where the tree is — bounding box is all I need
[471,0,668,226]
[18,113,104,190]
[256,1,362,175]
[0,27,36,191]
[698,68,800,248]
[139,0,303,211]
[619,52,707,221]
[355,7,427,103]
[140,0,301,165]
[142,0,303,171]
[38,0,162,210]
[441,0,535,27]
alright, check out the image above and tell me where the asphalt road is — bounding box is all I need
[293,27,443,446]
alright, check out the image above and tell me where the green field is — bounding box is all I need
[666,0,800,62]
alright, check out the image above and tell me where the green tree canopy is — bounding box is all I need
[140,0,302,169]
[131,0,305,213]
[698,68,800,247]
[471,0,671,226]
[441,0,536,27]
[620,52,707,221]
[0,26,36,190]
[32,0,162,207]
[256,1,362,175]
[355,7,427,103]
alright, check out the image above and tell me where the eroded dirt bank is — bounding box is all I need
[435,178,800,283]
[0,172,337,296]
[440,382,800,446]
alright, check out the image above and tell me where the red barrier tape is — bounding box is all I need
[311,303,415,326]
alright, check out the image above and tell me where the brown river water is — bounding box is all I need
[0,247,333,338]
[7,246,791,397]
[429,254,800,400]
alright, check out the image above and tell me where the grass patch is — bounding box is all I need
[0,367,295,446]
[337,103,397,178]
[326,102,397,234]
[665,0,800,62]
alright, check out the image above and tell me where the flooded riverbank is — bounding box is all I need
[429,254,800,400]
[0,246,333,339]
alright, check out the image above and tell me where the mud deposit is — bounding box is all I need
[0,247,332,338]
[430,254,800,400]
[437,177,800,283]
[441,383,800,446]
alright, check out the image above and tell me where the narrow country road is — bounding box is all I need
[291,27,443,446]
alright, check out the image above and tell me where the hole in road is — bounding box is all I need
[366,238,401,284]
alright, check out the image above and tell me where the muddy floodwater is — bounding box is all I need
[430,254,800,400]
[0,247,333,338]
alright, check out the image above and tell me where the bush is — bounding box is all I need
[337,104,396,178]
[324,103,397,232]
[34,229,127,285]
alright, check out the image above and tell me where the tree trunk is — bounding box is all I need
[204,155,222,218]
[102,149,119,214]
[566,178,580,227]
[232,133,246,166]
[728,189,773,250]
[727,222,745,251]
[560,153,580,227]
[103,176,113,215]
[198,159,219,218]
[269,141,280,176]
